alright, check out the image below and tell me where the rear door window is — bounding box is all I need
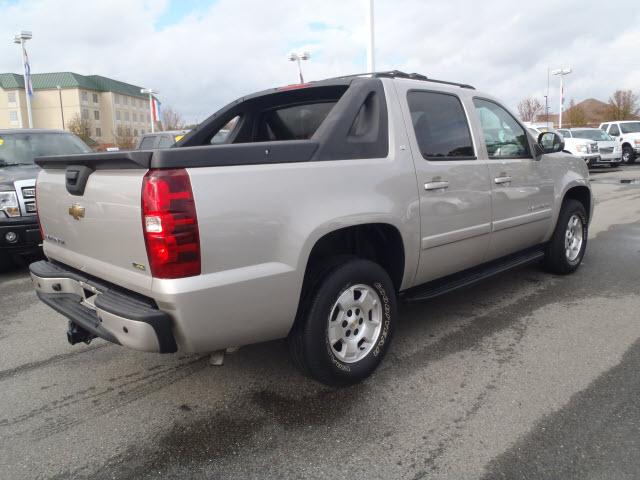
[407,90,475,160]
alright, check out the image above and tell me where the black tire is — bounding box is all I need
[0,253,14,272]
[622,145,635,164]
[288,258,397,387]
[543,199,588,275]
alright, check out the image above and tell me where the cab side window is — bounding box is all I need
[609,124,620,136]
[473,98,530,158]
[407,91,475,160]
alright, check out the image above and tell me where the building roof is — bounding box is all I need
[0,72,147,98]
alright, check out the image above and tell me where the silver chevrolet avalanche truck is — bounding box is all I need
[30,71,592,386]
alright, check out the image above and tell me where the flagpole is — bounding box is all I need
[141,88,156,133]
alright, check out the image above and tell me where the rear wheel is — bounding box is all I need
[288,259,396,387]
[543,199,588,275]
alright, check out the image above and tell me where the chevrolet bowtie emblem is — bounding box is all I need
[68,204,85,220]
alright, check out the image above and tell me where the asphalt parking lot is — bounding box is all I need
[1,165,639,480]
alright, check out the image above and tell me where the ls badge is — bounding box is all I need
[68,204,85,220]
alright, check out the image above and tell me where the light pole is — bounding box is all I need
[14,30,33,129]
[56,85,64,129]
[141,88,157,133]
[551,66,572,129]
[366,0,375,72]
[288,51,310,84]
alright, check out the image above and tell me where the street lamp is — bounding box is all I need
[56,85,64,129]
[140,88,158,133]
[13,30,33,129]
[288,51,310,84]
[551,66,572,129]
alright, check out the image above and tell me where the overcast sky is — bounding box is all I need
[1,0,638,123]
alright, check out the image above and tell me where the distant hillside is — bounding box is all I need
[535,98,639,127]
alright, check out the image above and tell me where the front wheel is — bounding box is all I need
[622,145,635,164]
[0,253,13,272]
[288,259,397,387]
[543,199,588,275]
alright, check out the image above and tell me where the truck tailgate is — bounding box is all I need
[37,168,153,294]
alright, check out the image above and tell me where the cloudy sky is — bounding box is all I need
[1,0,638,123]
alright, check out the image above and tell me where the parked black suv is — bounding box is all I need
[0,129,91,269]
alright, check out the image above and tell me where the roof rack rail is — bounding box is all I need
[320,70,475,90]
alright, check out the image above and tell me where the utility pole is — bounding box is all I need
[366,0,375,72]
[288,52,310,84]
[14,31,33,128]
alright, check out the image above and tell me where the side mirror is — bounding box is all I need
[538,132,564,154]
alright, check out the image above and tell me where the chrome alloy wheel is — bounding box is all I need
[327,284,383,363]
[565,214,584,262]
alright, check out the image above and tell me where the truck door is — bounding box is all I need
[471,98,555,260]
[397,85,492,285]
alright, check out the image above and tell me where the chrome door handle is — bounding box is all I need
[424,181,449,191]
[494,176,512,185]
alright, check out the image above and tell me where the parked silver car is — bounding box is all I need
[30,71,592,386]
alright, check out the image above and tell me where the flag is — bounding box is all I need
[151,96,161,122]
[24,49,33,97]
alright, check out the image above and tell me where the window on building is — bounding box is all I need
[114,94,120,104]
[124,111,130,121]
[123,96,129,106]
[92,93,99,103]
[125,127,131,136]
[134,129,138,137]
[84,127,91,137]
[7,91,16,104]
[81,109,89,120]
[116,110,121,121]
[117,126,123,136]
[96,127,102,137]
[94,110,100,121]
[407,91,475,160]
[133,113,138,122]
[9,111,18,123]
[81,91,88,103]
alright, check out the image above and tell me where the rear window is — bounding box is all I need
[201,85,348,145]
[260,102,337,141]
[139,136,156,149]
[0,133,91,166]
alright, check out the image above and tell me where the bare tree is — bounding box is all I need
[161,106,184,131]
[566,99,587,127]
[113,126,135,150]
[517,97,543,122]
[607,90,640,120]
[67,113,93,144]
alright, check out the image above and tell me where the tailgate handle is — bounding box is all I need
[65,165,94,196]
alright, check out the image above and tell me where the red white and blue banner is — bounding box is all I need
[151,96,161,122]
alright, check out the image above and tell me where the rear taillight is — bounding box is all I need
[142,169,200,279]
